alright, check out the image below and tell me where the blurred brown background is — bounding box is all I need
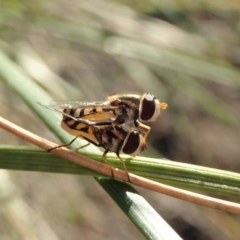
[0,0,240,239]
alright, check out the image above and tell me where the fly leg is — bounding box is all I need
[75,143,90,152]
[116,152,131,182]
[136,121,150,140]
[47,135,81,152]
[102,151,131,182]
[48,135,90,152]
[102,150,115,178]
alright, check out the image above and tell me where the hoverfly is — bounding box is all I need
[107,93,167,124]
[40,93,167,140]
[62,118,148,159]
[53,109,149,180]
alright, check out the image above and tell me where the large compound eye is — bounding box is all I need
[122,130,146,156]
[139,93,160,122]
[122,130,140,155]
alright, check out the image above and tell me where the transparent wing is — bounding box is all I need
[40,100,113,110]
[37,101,118,124]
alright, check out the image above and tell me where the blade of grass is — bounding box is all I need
[0,146,240,198]
[98,178,182,240]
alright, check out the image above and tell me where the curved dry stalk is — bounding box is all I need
[1,116,240,215]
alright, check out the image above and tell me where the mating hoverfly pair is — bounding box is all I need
[40,93,167,180]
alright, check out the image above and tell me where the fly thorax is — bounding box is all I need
[126,107,135,121]
[101,132,109,143]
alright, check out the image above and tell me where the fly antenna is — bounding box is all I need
[159,102,168,110]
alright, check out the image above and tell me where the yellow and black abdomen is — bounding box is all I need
[61,108,100,145]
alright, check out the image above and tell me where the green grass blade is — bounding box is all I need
[98,178,182,240]
[0,146,239,198]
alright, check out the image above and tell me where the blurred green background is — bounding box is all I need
[1,0,240,239]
